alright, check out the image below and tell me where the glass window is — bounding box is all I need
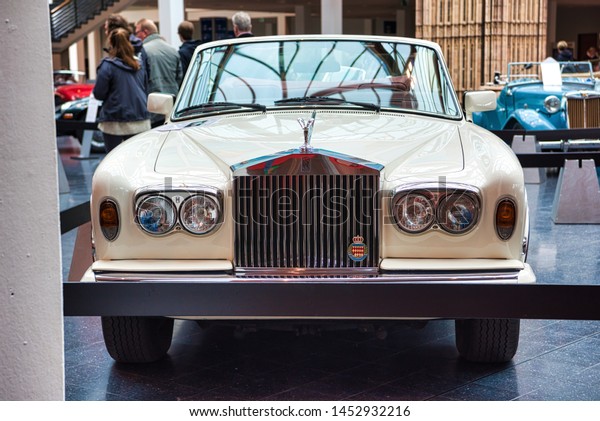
[175,40,461,119]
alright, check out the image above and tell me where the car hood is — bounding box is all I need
[154,110,464,178]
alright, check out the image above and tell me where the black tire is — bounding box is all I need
[455,318,520,363]
[101,316,174,363]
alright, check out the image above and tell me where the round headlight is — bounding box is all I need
[180,195,221,235]
[437,193,478,234]
[393,193,435,233]
[136,196,176,234]
[544,95,560,113]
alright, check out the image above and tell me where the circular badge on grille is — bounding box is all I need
[348,235,368,262]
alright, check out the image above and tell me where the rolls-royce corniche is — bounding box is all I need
[82,35,535,364]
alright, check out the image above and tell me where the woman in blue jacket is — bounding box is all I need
[93,28,151,153]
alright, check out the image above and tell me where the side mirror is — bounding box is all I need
[147,93,174,116]
[464,90,497,121]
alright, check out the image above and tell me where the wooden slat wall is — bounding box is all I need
[416,0,547,97]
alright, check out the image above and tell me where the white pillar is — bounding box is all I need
[0,1,64,400]
[277,15,287,35]
[87,31,98,80]
[67,38,85,79]
[321,0,343,34]
[158,0,184,47]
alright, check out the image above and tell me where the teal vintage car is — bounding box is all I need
[472,60,599,133]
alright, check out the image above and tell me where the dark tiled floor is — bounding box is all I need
[59,136,600,401]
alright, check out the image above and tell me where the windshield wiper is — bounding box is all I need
[176,101,266,117]
[275,96,380,112]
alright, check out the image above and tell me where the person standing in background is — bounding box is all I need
[93,28,150,153]
[134,18,182,125]
[585,46,599,72]
[232,11,253,38]
[104,13,150,80]
[555,40,573,61]
[134,18,182,96]
[177,21,202,76]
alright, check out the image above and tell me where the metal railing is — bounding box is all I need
[50,0,115,42]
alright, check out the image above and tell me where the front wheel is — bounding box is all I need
[455,318,520,363]
[101,316,174,363]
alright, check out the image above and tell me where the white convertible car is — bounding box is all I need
[84,35,535,363]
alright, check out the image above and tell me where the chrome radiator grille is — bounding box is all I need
[233,175,379,271]
[567,96,600,128]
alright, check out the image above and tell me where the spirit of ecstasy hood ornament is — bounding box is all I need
[297,110,316,152]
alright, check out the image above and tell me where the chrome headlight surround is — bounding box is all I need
[543,95,561,114]
[179,194,221,235]
[390,184,481,235]
[436,192,479,234]
[391,192,435,233]
[136,195,177,235]
[134,186,223,236]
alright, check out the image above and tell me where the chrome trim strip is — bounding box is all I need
[231,148,383,176]
[236,267,379,276]
[93,270,522,283]
[390,182,481,198]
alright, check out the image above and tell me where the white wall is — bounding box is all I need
[0,1,64,400]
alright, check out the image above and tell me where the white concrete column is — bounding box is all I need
[158,0,184,47]
[321,0,343,34]
[87,31,98,80]
[0,1,63,400]
[277,15,287,35]
[68,39,85,79]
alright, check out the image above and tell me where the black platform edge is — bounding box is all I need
[63,282,600,320]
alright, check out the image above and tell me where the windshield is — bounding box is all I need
[507,61,595,84]
[174,39,461,119]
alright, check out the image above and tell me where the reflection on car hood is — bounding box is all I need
[154,111,464,177]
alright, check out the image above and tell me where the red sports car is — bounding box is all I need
[54,70,94,106]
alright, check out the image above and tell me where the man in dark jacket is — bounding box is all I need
[177,21,202,77]
[556,40,573,62]
[232,11,254,37]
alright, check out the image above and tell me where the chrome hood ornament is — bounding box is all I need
[297,110,316,152]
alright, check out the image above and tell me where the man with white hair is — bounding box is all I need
[232,11,253,38]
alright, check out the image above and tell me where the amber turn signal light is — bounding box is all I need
[496,199,516,240]
[99,200,119,241]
